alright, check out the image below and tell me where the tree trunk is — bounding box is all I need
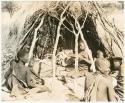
[52,17,65,78]
[76,21,96,72]
[75,34,79,72]
[17,14,42,52]
[52,2,71,78]
[28,14,45,64]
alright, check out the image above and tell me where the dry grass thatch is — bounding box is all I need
[1,1,123,79]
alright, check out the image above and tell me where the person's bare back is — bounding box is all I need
[96,74,116,101]
[84,58,118,102]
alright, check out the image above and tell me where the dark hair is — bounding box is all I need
[95,58,110,72]
[16,45,30,60]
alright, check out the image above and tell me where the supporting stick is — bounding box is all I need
[28,14,46,64]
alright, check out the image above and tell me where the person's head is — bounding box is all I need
[79,41,85,51]
[17,45,30,63]
[95,58,110,74]
[97,50,104,58]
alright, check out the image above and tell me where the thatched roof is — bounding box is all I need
[15,1,123,58]
[2,1,123,68]
[1,1,123,82]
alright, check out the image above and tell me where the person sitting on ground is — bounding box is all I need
[78,41,92,72]
[4,46,46,97]
[66,41,92,78]
[83,57,118,101]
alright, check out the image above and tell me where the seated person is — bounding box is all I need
[78,41,92,71]
[4,46,45,97]
[84,58,118,101]
[66,41,92,78]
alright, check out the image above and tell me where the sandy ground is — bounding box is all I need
[1,77,85,101]
[1,59,117,101]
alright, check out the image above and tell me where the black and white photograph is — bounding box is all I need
[0,0,124,102]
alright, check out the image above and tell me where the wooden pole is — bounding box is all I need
[28,14,45,64]
[76,20,96,72]
[52,17,65,78]
[74,34,79,72]
[52,2,71,78]
[17,14,43,53]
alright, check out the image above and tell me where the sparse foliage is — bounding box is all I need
[2,1,20,17]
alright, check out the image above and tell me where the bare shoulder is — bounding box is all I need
[98,75,113,87]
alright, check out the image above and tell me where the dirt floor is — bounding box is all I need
[1,76,85,101]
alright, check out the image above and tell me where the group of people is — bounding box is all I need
[3,41,124,101]
[65,41,124,101]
